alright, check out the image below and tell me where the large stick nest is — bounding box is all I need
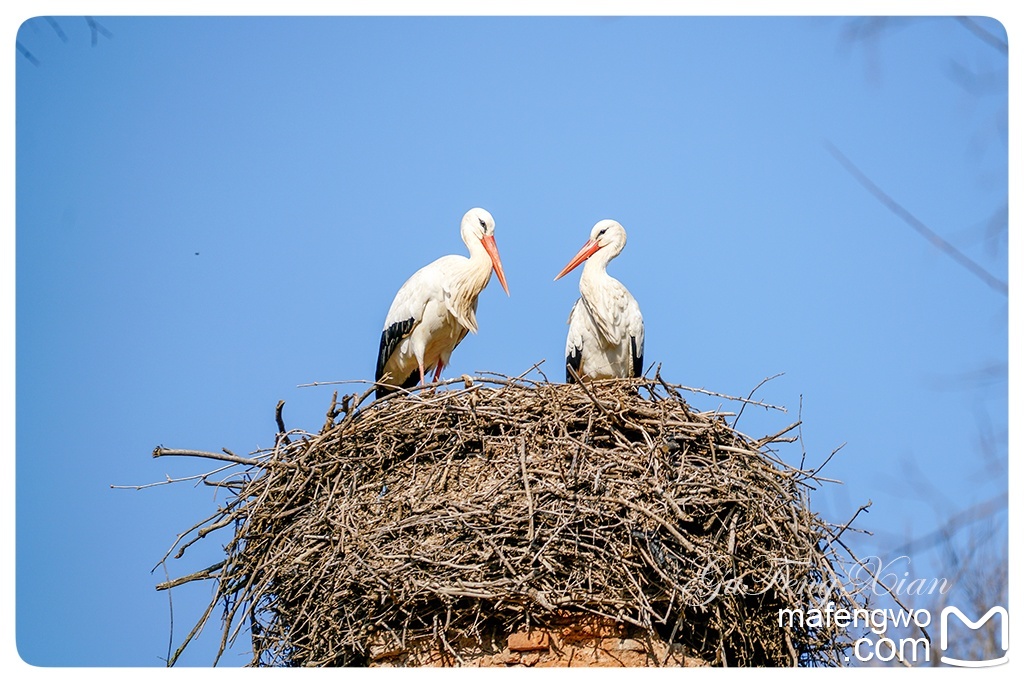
[154,371,862,667]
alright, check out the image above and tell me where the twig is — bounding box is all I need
[156,561,226,591]
[275,400,291,446]
[733,373,785,429]
[152,447,265,468]
[810,442,846,478]
[519,438,535,543]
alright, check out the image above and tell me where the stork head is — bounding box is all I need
[554,219,627,281]
[461,207,509,296]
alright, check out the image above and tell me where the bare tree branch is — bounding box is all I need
[44,17,68,42]
[85,16,113,47]
[888,493,1007,557]
[955,17,1008,55]
[16,41,40,66]
[824,141,1008,296]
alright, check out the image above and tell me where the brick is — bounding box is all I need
[560,622,626,642]
[508,630,551,652]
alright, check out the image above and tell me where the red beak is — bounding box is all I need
[481,234,510,296]
[554,238,601,281]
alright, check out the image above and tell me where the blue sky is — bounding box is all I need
[11,10,1013,668]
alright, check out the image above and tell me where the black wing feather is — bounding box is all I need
[375,316,416,398]
[566,344,583,383]
[630,336,643,378]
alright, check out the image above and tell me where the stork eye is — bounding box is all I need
[478,218,486,229]
[597,228,608,238]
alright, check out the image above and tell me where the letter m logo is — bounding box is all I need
[940,606,1009,667]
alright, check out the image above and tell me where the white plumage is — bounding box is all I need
[375,208,509,399]
[555,219,644,383]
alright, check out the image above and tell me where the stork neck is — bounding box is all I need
[442,233,493,334]
[581,246,616,284]
[455,233,492,298]
[464,233,491,269]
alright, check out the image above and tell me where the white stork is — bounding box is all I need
[554,219,645,383]
[375,208,510,399]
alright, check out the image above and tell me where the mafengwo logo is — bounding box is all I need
[940,606,1009,667]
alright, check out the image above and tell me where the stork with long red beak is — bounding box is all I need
[375,208,510,399]
[554,219,644,383]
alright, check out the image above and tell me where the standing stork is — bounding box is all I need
[375,208,510,399]
[554,219,644,383]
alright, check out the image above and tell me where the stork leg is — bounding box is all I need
[432,359,444,383]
